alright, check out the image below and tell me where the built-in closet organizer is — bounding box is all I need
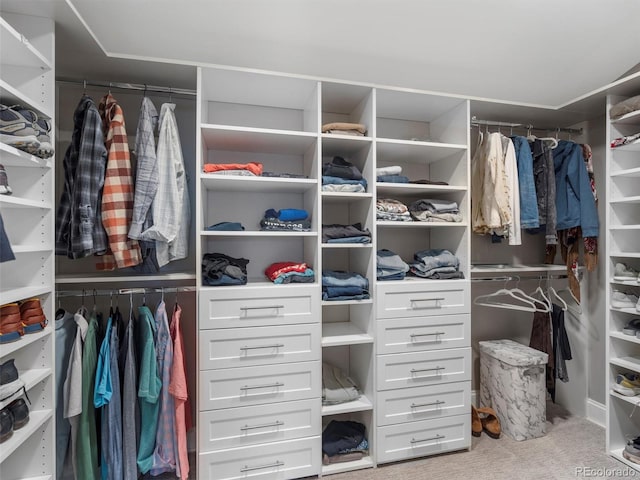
[373,90,471,463]
[605,93,640,469]
[0,10,56,479]
[197,68,323,479]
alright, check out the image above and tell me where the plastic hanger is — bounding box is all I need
[556,287,582,316]
[473,288,538,312]
[507,277,550,312]
[528,279,552,312]
[548,284,568,312]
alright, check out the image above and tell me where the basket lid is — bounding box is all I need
[479,339,548,366]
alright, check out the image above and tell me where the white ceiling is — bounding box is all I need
[2,0,639,110]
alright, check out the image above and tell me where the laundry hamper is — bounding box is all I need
[479,339,549,441]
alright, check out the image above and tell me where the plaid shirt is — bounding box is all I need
[55,95,109,258]
[97,94,142,270]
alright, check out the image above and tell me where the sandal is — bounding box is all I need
[471,406,482,437]
[477,406,501,439]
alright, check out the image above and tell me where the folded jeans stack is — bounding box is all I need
[322,420,368,465]
[322,270,370,301]
[376,165,409,183]
[202,252,249,286]
[322,223,371,244]
[408,198,462,223]
[410,248,465,279]
[322,156,367,193]
[377,249,410,280]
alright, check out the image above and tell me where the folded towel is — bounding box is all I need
[321,122,367,135]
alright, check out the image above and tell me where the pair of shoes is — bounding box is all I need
[615,263,640,283]
[0,165,11,195]
[0,298,47,343]
[19,298,47,334]
[613,373,640,396]
[624,437,640,464]
[0,104,54,159]
[611,290,640,310]
[0,359,25,405]
[623,318,640,337]
[472,405,501,439]
[0,398,30,443]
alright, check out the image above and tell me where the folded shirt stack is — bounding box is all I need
[265,261,315,284]
[409,248,464,279]
[260,208,312,231]
[203,162,263,176]
[204,221,245,231]
[322,270,370,301]
[322,156,367,193]
[408,198,463,222]
[322,222,372,244]
[322,420,368,466]
[376,198,412,222]
[322,362,361,405]
[202,252,249,286]
[377,248,410,280]
[376,165,409,183]
[321,122,367,136]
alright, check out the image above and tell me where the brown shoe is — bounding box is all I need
[471,406,483,437]
[477,406,501,439]
[19,298,47,334]
[0,304,23,343]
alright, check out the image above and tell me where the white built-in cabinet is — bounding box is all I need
[605,93,640,469]
[196,66,471,478]
[0,10,56,480]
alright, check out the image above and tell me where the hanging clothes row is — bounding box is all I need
[55,90,190,272]
[55,292,191,480]
[471,129,599,302]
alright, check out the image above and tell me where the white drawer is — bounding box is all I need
[377,314,469,354]
[200,361,321,410]
[199,399,321,451]
[376,414,470,464]
[376,281,469,319]
[376,381,470,426]
[199,323,321,369]
[376,348,471,390]
[199,285,319,329]
[199,436,321,480]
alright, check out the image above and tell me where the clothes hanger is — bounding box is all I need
[556,286,582,316]
[507,276,550,312]
[547,284,568,312]
[529,278,552,312]
[473,278,539,312]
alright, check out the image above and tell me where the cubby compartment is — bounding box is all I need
[200,68,320,133]
[321,135,374,192]
[322,303,374,347]
[321,83,373,137]
[320,410,375,475]
[610,231,640,255]
[610,175,640,203]
[610,203,640,228]
[0,248,52,291]
[608,394,640,468]
[322,344,375,415]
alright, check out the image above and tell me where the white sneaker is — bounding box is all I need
[614,263,640,282]
[611,290,639,309]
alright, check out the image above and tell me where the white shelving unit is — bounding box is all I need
[606,93,640,470]
[0,10,55,480]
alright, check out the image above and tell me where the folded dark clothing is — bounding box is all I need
[322,420,366,456]
[322,156,363,180]
[322,176,368,188]
[408,198,459,214]
[261,171,308,178]
[377,174,410,183]
[205,221,245,231]
[409,179,449,185]
[322,223,372,243]
[202,273,247,286]
[425,270,465,279]
[260,217,312,231]
[202,252,249,283]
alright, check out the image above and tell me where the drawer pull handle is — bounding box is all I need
[239,305,284,311]
[240,343,284,351]
[411,434,444,445]
[240,460,284,472]
[240,382,284,391]
[410,400,445,409]
[410,332,445,339]
[410,366,443,374]
[240,420,285,431]
[409,297,445,309]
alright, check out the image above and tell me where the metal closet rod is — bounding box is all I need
[471,117,583,135]
[56,286,197,298]
[471,274,571,282]
[56,78,196,97]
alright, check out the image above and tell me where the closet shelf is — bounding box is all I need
[322,322,374,347]
[11,245,52,254]
[18,368,52,396]
[201,174,316,193]
[610,331,640,345]
[322,192,373,203]
[321,456,374,476]
[470,264,567,275]
[611,142,640,152]
[0,142,52,168]
[609,225,640,230]
[375,183,467,195]
[610,448,638,470]
[201,124,317,155]
[0,79,51,120]
[321,395,373,416]
[55,273,197,286]
[0,285,52,306]
[321,243,373,249]
[322,298,373,306]
[610,252,640,259]
[611,167,640,178]
[0,326,51,359]
[610,356,640,372]
[610,306,640,315]
[0,409,53,463]
[609,390,640,405]
[0,17,51,70]
[0,195,51,209]
[321,134,372,155]
[201,230,317,237]
[376,221,467,228]
[610,196,640,205]
[611,279,640,287]
[376,138,467,164]
[612,109,640,125]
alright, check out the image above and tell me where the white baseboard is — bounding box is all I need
[586,398,606,427]
[471,389,478,407]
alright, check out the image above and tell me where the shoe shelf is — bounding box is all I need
[0,327,51,359]
[610,331,640,345]
[610,356,640,373]
[612,142,640,153]
[611,306,640,315]
[610,390,640,405]
[0,285,52,306]
[612,109,640,126]
[321,455,375,476]
[0,194,52,210]
[0,368,51,410]
[10,245,52,254]
[0,142,51,168]
[0,17,51,71]
[0,79,52,121]
[611,448,638,470]
[612,280,640,287]
[611,196,640,205]
[611,167,640,178]
[611,252,640,259]
[0,408,53,463]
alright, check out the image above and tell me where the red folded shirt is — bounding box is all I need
[203,162,263,176]
[265,262,308,281]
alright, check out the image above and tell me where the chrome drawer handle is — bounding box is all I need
[240,382,284,391]
[409,297,445,309]
[410,400,445,409]
[240,420,284,431]
[410,366,443,374]
[239,305,284,311]
[411,434,444,444]
[240,460,284,472]
[410,332,445,339]
[240,343,284,351]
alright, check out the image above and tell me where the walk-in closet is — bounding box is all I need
[1,1,639,480]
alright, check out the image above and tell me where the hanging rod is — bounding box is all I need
[471,116,583,135]
[56,78,196,97]
[471,274,573,282]
[56,286,197,298]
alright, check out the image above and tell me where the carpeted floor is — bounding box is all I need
[327,402,635,480]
